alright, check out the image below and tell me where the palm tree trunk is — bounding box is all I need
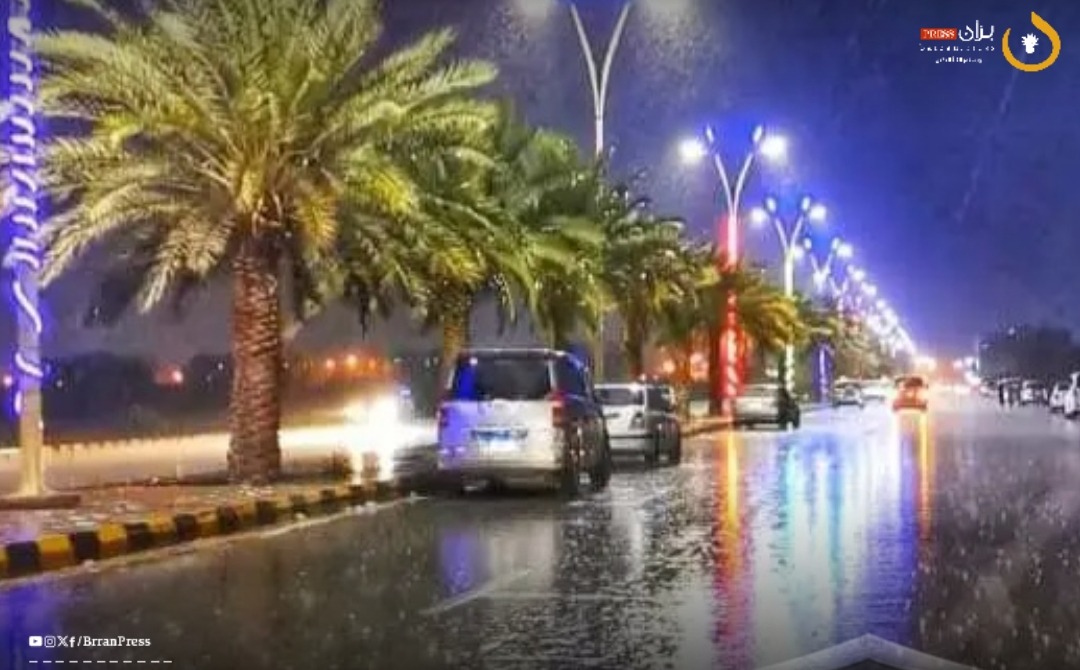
[675,340,694,419]
[228,237,283,483]
[622,314,647,379]
[622,338,643,379]
[438,298,471,391]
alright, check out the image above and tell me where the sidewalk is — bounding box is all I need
[0,478,401,580]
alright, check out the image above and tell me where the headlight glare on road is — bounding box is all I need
[343,402,369,423]
[369,396,399,423]
[343,396,400,426]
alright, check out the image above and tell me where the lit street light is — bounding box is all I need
[559,0,634,381]
[803,236,853,293]
[801,236,853,401]
[750,194,828,392]
[680,124,787,414]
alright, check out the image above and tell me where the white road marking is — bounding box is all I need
[420,569,533,616]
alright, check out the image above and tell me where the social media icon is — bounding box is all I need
[44,636,56,648]
[28,636,42,647]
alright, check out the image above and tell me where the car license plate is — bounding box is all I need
[473,428,526,450]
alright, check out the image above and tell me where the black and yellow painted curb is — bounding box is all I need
[0,481,401,581]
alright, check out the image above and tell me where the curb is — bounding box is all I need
[0,481,401,582]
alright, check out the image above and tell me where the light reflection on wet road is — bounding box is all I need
[4,397,1080,669]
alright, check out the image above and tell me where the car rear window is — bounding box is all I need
[449,356,552,401]
[899,377,925,389]
[596,387,644,406]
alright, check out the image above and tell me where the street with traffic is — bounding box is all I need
[5,394,1080,669]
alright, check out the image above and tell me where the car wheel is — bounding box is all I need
[644,434,661,466]
[668,429,683,465]
[557,433,582,498]
[588,435,612,491]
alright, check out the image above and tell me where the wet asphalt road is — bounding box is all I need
[5,395,1080,670]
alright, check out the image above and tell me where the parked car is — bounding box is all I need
[595,382,682,465]
[733,383,801,430]
[436,348,611,495]
[893,375,929,412]
[1049,381,1070,414]
[832,382,865,408]
[1019,380,1048,406]
[1065,372,1080,420]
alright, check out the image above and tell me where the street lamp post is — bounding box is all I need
[751,195,827,393]
[803,237,852,400]
[804,237,852,294]
[680,127,787,415]
[568,2,632,159]
[565,1,632,381]
[832,265,867,312]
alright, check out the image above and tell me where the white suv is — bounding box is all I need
[1065,372,1080,419]
[1049,381,1070,414]
[437,348,611,495]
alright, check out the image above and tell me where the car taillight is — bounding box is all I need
[630,412,645,429]
[547,391,566,427]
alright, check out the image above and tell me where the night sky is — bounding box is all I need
[5,0,1080,363]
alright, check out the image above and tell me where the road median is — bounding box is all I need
[0,480,402,582]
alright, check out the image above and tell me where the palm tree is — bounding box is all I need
[794,297,883,381]
[505,133,606,350]
[37,0,497,482]
[657,251,800,413]
[703,260,802,378]
[394,135,528,387]
[602,208,690,378]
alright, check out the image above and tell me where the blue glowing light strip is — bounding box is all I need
[4,0,44,415]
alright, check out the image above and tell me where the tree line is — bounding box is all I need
[27,0,895,481]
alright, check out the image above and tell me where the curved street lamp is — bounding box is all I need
[680,126,787,414]
[750,195,827,392]
[562,0,634,381]
[803,237,853,293]
[567,1,633,159]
